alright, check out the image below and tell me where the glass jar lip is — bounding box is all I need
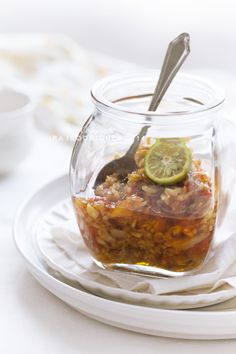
[91,71,225,118]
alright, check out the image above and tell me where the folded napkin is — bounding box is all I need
[49,222,236,296]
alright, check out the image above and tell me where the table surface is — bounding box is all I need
[2,79,236,352]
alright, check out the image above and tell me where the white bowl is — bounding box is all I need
[0,87,35,174]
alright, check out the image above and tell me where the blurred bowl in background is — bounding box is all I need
[0,86,36,174]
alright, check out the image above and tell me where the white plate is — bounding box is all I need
[35,197,236,310]
[14,174,236,339]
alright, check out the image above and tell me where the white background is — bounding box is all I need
[1,1,236,353]
[0,0,235,72]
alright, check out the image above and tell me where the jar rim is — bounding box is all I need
[91,71,225,120]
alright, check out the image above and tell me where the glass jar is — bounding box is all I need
[70,71,236,277]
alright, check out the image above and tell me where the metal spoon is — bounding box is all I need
[94,33,190,188]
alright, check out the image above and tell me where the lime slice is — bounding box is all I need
[144,140,192,185]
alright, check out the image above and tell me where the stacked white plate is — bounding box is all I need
[14,174,236,340]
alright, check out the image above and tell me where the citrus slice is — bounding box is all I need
[144,140,192,185]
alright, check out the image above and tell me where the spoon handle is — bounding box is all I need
[149,32,190,111]
[126,33,190,158]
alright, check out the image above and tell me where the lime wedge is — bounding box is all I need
[144,140,192,185]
